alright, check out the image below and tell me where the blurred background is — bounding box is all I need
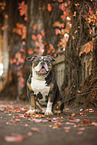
[0,0,97,107]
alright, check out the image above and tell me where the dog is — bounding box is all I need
[26,55,64,115]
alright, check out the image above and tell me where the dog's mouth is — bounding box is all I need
[36,67,48,75]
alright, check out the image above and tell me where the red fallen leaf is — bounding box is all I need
[20,108,28,113]
[70,117,76,120]
[81,120,90,124]
[14,119,21,122]
[5,134,24,142]
[53,123,60,127]
[31,128,40,132]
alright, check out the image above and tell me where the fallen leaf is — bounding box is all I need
[31,128,40,132]
[27,132,32,136]
[32,119,42,123]
[53,123,60,127]
[78,128,85,131]
[91,122,97,126]
[66,122,75,125]
[80,109,83,111]
[81,120,90,124]
[5,134,24,142]
[70,117,76,120]
[65,129,70,133]
[14,118,21,122]
[71,113,76,117]
[63,127,71,130]
[77,131,83,135]
[25,124,28,127]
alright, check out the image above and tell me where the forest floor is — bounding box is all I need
[0,100,97,145]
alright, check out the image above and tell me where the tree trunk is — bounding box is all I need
[3,15,9,78]
[92,38,97,77]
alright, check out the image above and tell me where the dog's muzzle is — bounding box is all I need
[36,61,49,75]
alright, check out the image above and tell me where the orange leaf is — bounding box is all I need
[33,25,37,30]
[47,4,52,12]
[55,28,60,35]
[53,123,60,127]
[59,3,66,11]
[14,118,21,122]
[73,11,76,17]
[32,35,37,40]
[65,129,70,133]
[37,34,42,39]
[28,49,33,55]
[41,29,45,36]
[58,0,63,2]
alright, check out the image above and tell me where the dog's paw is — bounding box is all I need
[26,109,37,114]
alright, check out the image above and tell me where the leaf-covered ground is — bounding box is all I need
[0,100,97,145]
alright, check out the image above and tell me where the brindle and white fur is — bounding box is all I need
[26,55,64,115]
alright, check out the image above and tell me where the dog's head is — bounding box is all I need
[26,55,55,76]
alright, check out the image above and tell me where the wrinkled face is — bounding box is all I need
[33,56,52,75]
[27,55,55,76]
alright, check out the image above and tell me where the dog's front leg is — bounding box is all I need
[45,91,54,115]
[26,94,36,114]
[45,100,53,115]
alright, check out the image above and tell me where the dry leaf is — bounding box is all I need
[63,127,71,130]
[31,127,40,132]
[77,131,83,135]
[81,120,90,124]
[65,129,70,133]
[5,134,24,142]
[27,132,32,136]
[91,122,97,126]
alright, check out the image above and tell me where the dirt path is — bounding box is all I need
[0,100,97,145]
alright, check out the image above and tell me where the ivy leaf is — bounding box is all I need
[33,25,37,30]
[32,35,37,40]
[47,4,52,12]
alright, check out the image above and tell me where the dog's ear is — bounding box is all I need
[47,55,55,62]
[26,55,37,61]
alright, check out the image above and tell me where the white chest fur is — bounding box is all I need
[31,77,50,98]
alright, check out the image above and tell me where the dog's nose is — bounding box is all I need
[41,61,45,66]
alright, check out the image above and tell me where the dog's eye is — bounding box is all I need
[45,60,49,63]
[34,60,39,66]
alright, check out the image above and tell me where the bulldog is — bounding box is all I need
[26,55,64,115]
